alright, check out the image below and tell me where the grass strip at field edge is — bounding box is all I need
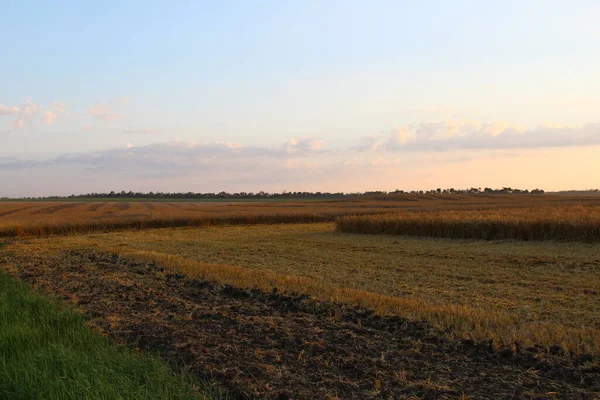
[0,271,223,400]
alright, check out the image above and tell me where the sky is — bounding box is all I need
[1,0,599,197]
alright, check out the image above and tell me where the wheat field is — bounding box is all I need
[2,195,600,398]
[7,222,600,356]
[336,206,600,241]
[2,194,600,237]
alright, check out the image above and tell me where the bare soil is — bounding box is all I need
[2,250,599,399]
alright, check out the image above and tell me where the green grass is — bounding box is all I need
[0,271,215,400]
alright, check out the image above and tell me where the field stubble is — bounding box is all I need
[2,195,600,397]
[8,222,600,358]
[1,250,596,399]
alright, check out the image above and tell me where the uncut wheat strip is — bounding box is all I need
[335,209,600,241]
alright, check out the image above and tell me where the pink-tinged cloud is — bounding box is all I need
[86,98,129,122]
[3,100,66,129]
[2,119,600,196]
[1,139,600,197]
[3,145,600,197]
[41,110,58,125]
[0,104,19,116]
[41,102,67,125]
[283,138,326,154]
[359,120,600,151]
[0,137,329,173]
[12,99,40,129]
[354,134,384,152]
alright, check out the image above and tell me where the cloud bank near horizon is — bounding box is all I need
[357,121,600,152]
[2,114,600,196]
[2,120,600,174]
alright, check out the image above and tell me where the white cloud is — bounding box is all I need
[0,136,345,197]
[2,100,67,129]
[49,101,66,114]
[354,134,384,152]
[86,98,129,122]
[390,125,417,143]
[12,99,40,129]
[86,106,123,121]
[2,131,600,196]
[0,104,19,116]
[214,141,242,149]
[0,136,330,176]
[41,102,67,125]
[283,137,326,154]
[41,110,58,125]
[358,120,600,152]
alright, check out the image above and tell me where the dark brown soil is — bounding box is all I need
[2,250,599,399]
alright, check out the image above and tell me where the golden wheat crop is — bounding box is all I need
[336,206,600,241]
[2,194,600,238]
[0,213,337,238]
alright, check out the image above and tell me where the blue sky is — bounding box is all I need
[1,1,599,196]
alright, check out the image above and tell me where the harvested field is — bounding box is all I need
[1,250,598,399]
[3,196,600,398]
[6,223,600,356]
[3,194,600,237]
[336,206,600,241]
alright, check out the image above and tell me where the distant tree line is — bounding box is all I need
[413,187,547,195]
[0,187,559,200]
[551,189,600,195]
